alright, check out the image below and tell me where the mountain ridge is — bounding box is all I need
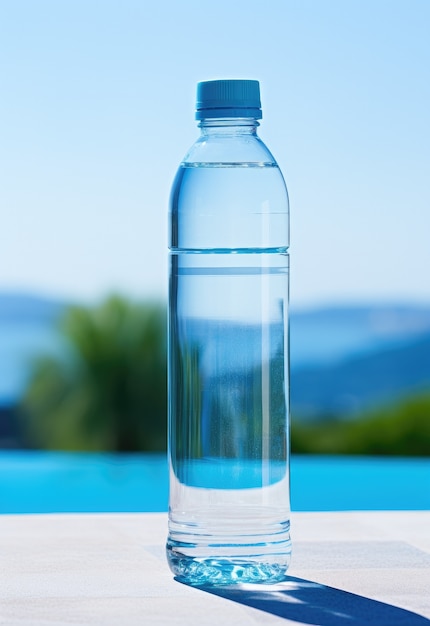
[291,331,430,418]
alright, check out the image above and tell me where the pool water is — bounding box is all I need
[0,452,428,514]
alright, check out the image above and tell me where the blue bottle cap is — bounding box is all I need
[196,79,262,120]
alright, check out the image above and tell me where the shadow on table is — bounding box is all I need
[188,576,429,625]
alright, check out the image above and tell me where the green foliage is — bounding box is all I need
[22,295,167,452]
[292,393,430,456]
[170,341,204,463]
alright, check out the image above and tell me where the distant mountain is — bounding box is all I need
[290,303,430,366]
[0,291,64,323]
[0,292,66,403]
[291,332,430,418]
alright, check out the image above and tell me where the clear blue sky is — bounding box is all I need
[1,0,429,307]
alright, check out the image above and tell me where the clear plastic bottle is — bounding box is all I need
[167,79,291,585]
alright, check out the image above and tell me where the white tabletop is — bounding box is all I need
[0,511,429,625]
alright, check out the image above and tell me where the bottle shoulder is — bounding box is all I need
[182,132,278,166]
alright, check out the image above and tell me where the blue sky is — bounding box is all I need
[1,0,429,307]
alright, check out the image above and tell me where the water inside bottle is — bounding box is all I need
[167,253,291,584]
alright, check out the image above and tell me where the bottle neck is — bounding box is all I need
[198,118,259,136]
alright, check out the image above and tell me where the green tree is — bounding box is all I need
[292,393,430,456]
[22,295,167,452]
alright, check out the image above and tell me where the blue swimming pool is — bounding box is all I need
[0,452,428,514]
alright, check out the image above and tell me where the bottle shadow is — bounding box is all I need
[179,576,430,625]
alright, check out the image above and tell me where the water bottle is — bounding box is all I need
[167,79,291,585]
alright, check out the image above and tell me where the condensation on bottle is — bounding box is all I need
[167,79,291,586]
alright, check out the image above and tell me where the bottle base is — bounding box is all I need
[166,542,291,586]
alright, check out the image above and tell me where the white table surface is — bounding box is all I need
[0,511,429,625]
